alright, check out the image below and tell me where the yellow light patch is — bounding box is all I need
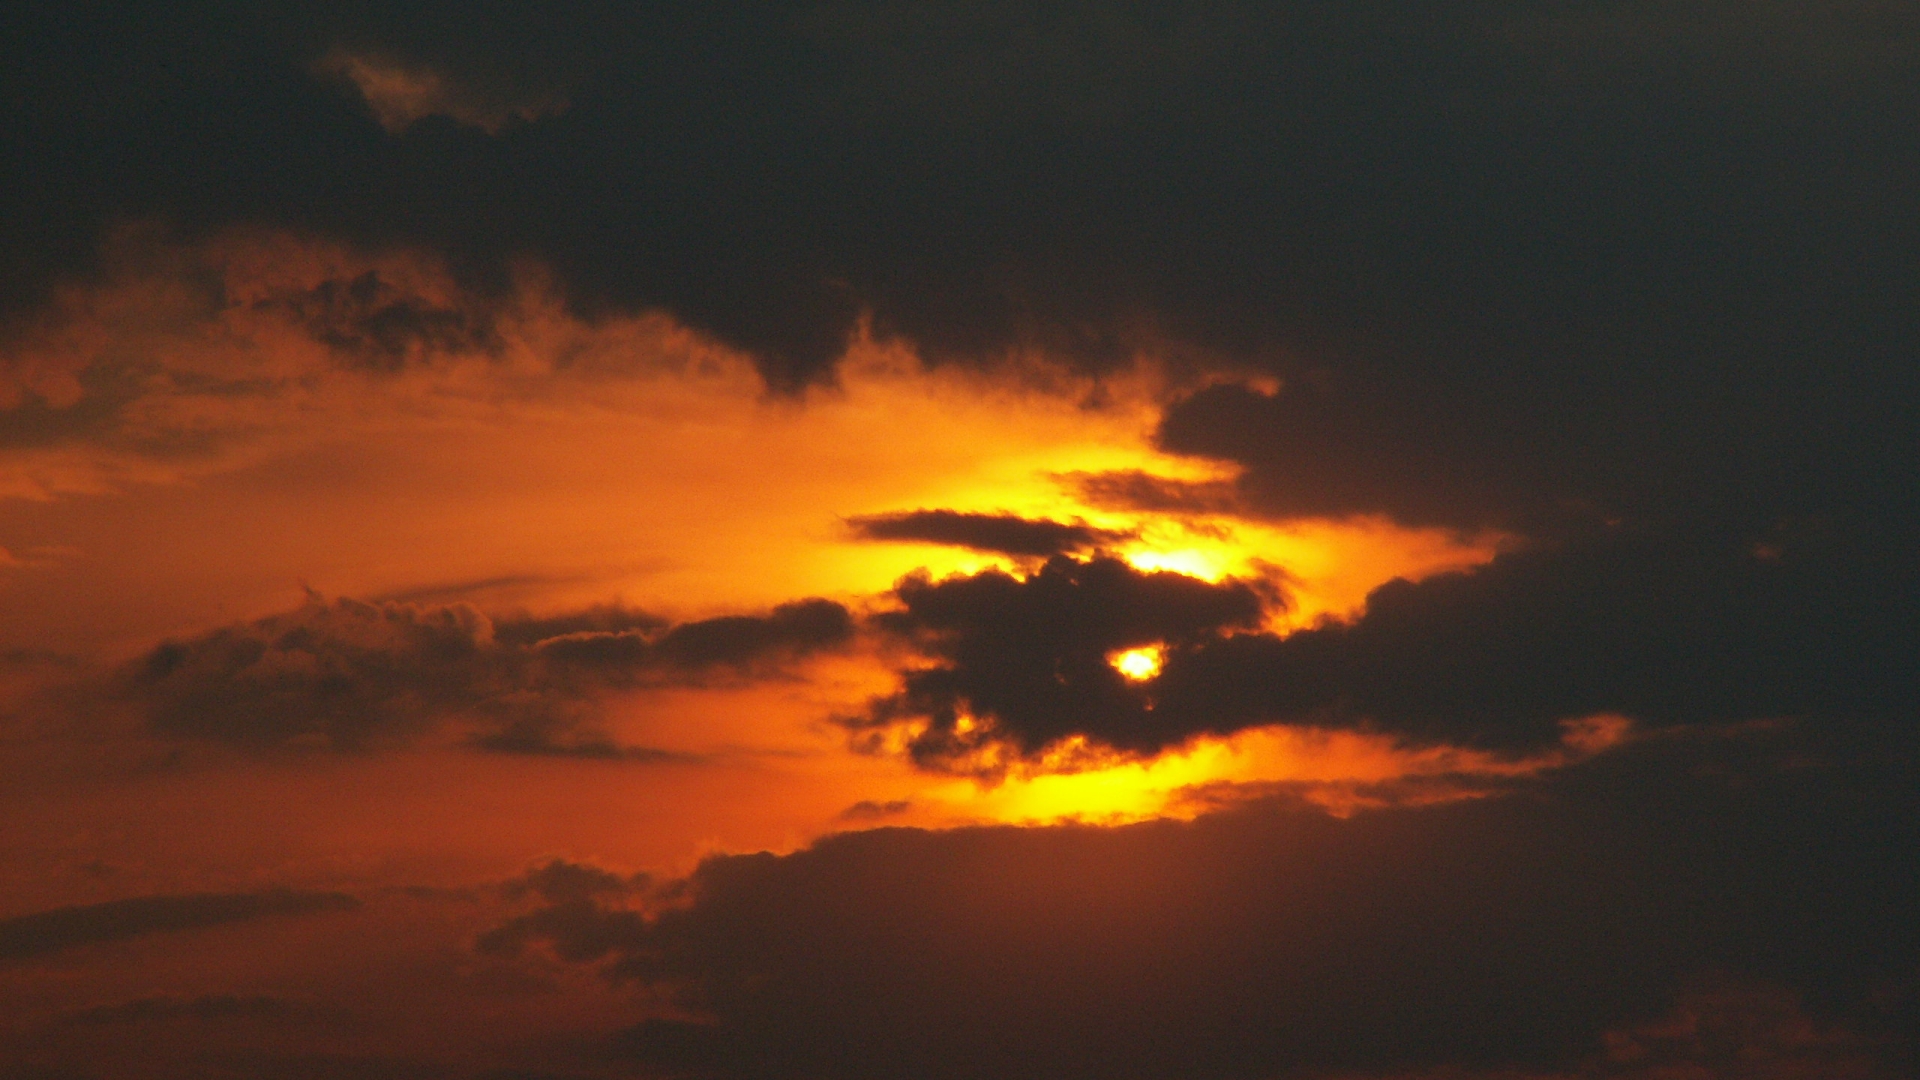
[1110,645,1164,681]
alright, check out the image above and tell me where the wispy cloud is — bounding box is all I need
[315,48,568,135]
[0,890,358,961]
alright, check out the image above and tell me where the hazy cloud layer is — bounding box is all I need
[129,594,853,752]
[0,890,359,961]
[479,721,1920,1079]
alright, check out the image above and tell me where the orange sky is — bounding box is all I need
[0,230,1560,910]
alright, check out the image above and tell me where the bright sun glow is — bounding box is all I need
[1110,645,1163,681]
[1122,547,1231,581]
[913,716,1636,827]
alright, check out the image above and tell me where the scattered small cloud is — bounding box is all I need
[838,799,913,822]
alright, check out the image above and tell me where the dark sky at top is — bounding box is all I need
[5,3,1916,531]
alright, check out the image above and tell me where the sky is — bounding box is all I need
[1,3,1917,1078]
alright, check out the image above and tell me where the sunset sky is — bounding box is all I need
[3,5,1918,1079]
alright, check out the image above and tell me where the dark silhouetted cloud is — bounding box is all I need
[853,523,1920,759]
[846,509,1134,557]
[0,890,359,961]
[648,599,854,671]
[477,721,1920,1079]
[852,554,1267,767]
[531,598,853,676]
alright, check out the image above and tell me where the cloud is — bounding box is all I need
[0,890,359,961]
[1154,380,1549,531]
[851,554,1268,768]
[846,509,1134,557]
[315,48,568,135]
[644,599,854,672]
[477,859,655,965]
[475,720,1920,1079]
[1058,470,1241,517]
[501,859,650,905]
[0,227,755,502]
[5,0,1915,410]
[838,799,912,822]
[1586,977,1891,1080]
[127,594,853,752]
[1147,525,1920,750]
[850,519,1920,763]
[530,598,853,676]
[245,264,500,370]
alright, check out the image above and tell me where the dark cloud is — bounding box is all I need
[1156,379,1554,531]
[133,596,501,749]
[1154,376,1920,537]
[501,859,649,906]
[477,721,1920,1080]
[532,598,853,675]
[478,860,654,966]
[127,594,852,752]
[3,2,1914,431]
[0,890,359,961]
[853,519,1920,760]
[1158,524,1920,750]
[252,268,498,371]
[648,599,854,671]
[845,509,1133,557]
[852,555,1268,767]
